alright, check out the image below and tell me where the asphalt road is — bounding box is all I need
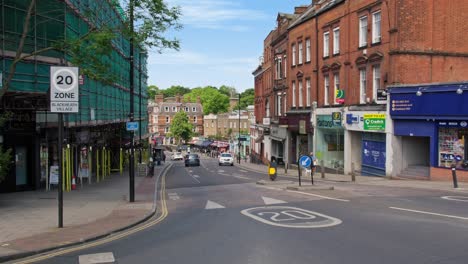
[27,156,468,264]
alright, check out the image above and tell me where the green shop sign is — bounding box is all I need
[363,114,386,131]
[317,115,342,128]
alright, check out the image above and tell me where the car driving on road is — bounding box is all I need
[185,154,200,167]
[171,152,184,161]
[218,153,234,166]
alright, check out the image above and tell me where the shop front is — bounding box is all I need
[389,82,468,181]
[281,114,313,165]
[269,126,287,165]
[315,113,344,172]
[344,111,387,177]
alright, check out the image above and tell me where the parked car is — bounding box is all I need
[218,153,234,166]
[185,154,200,167]
[171,152,184,161]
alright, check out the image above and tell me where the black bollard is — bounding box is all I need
[451,164,458,188]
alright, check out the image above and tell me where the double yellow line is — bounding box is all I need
[14,168,170,264]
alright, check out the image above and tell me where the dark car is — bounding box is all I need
[184,154,200,167]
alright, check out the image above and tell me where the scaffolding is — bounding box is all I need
[0,0,148,131]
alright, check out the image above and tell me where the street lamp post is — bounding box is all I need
[138,51,146,164]
[238,93,241,164]
[129,0,135,202]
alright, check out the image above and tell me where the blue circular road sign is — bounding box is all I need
[299,155,312,168]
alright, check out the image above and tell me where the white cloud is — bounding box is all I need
[148,49,257,67]
[166,0,268,30]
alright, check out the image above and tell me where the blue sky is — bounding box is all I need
[147,0,310,92]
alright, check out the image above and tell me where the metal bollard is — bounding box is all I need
[351,162,356,182]
[285,162,288,174]
[451,164,458,188]
[320,160,325,178]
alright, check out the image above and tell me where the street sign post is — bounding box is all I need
[50,66,79,228]
[126,122,139,131]
[298,155,312,187]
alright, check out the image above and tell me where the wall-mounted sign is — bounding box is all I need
[335,89,345,104]
[332,112,342,126]
[377,89,387,101]
[299,120,306,134]
[317,115,342,128]
[363,114,386,131]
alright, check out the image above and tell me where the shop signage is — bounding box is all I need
[299,120,306,134]
[377,89,387,101]
[332,112,342,126]
[317,115,342,128]
[271,127,287,139]
[363,114,386,131]
[438,121,468,128]
[263,117,270,125]
[335,89,345,104]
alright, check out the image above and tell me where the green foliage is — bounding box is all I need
[147,85,160,99]
[219,85,237,97]
[184,86,230,115]
[170,111,193,144]
[0,112,13,183]
[161,85,191,98]
[236,88,255,110]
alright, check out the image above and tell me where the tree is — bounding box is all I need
[161,85,191,98]
[147,85,160,99]
[170,111,193,144]
[0,112,13,183]
[236,88,255,110]
[0,0,182,102]
[219,85,237,97]
[184,86,230,115]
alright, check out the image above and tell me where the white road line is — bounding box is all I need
[168,193,180,200]
[218,170,225,173]
[389,207,468,220]
[79,252,115,264]
[191,174,200,183]
[240,170,248,173]
[193,175,200,178]
[441,196,468,202]
[286,190,350,202]
[262,196,287,205]
[205,200,225,209]
[234,176,250,180]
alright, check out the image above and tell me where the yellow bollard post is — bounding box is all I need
[120,148,123,175]
[68,145,71,191]
[96,148,100,182]
[108,150,111,176]
[62,148,66,191]
[89,146,92,184]
[102,147,105,179]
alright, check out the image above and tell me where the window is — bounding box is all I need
[324,76,330,105]
[292,81,296,107]
[230,122,233,128]
[333,73,340,104]
[323,32,330,57]
[333,27,340,54]
[172,106,176,112]
[276,93,282,116]
[154,117,157,123]
[359,68,367,104]
[206,122,209,127]
[292,44,296,66]
[193,116,197,123]
[373,65,381,100]
[185,107,189,112]
[298,42,303,64]
[244,123,247,129]
[165,127,169,133]
[372,11,381,44]
[211,122,214,128]
[265,99,270,117]
[359,16,368,47]
[284,55,287,77]
[306,38,311,62]
[166,116,170,123]
[192,107,196,112]
[234,122,236,129]
[275,57,282,79]
[299,81,303,107]
[306,79,311,106]
[164,106,169,112]
[283,93,287,115]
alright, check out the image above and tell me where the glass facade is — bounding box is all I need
[315,115,344,171]
[438,127,468,169]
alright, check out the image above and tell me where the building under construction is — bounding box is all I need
[0,0,148,192]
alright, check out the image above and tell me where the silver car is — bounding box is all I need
[218,153,234,166]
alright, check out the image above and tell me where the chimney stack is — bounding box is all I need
[155,94,164,103]
[294,6,308,15]
[196,96,201,104]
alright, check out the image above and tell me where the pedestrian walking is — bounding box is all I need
[309,152,317,175]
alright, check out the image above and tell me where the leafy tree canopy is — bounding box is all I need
[235,88,255,110]
[183,86,229,115]
[161,85,191,98]
[170,111,193,144]
[219,85,237,97]
[147,85,160,100]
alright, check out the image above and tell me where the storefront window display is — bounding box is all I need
[438,127,468,169]
[316,115,344,171]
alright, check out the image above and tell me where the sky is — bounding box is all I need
[147,0,311,92]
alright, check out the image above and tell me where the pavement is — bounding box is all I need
[234,159,468,194]
[0,162,170,262]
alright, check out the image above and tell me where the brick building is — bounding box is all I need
[148,94,204,145]
[254,0,468,180]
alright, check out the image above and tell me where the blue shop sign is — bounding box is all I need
[389,83,468,118]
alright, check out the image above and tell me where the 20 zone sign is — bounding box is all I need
[50,66,79,113]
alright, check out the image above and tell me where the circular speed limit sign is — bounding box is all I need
[52,68,78,92]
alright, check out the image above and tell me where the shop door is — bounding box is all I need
[362,140,386,176]
[15,146,28,186]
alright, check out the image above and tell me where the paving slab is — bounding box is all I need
[256,180,294,186]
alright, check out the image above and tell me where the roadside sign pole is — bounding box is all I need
[298,158,302,187]
[58,113,63,228]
